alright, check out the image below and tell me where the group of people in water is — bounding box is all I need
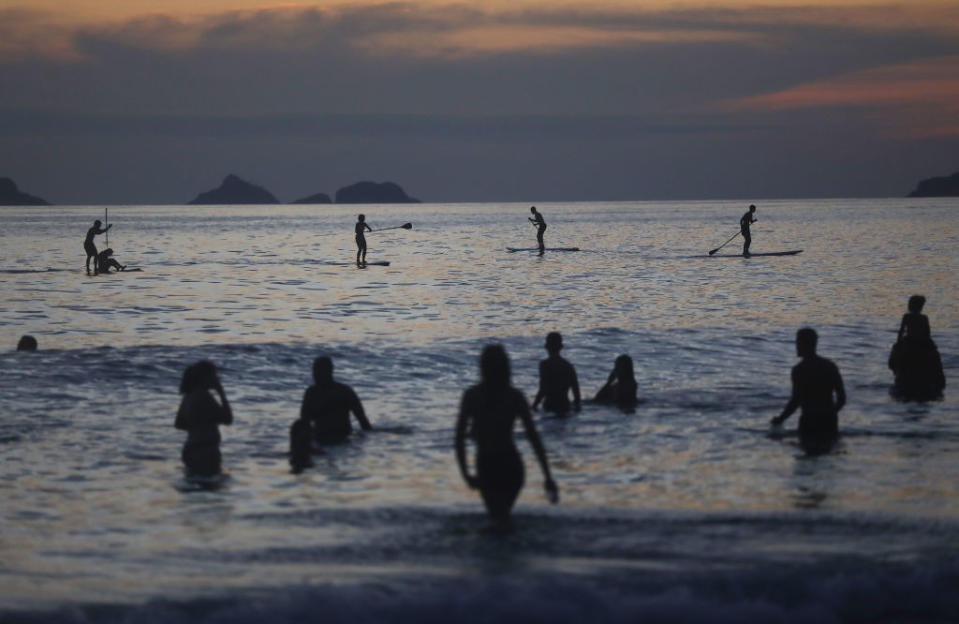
[167,296,945,531]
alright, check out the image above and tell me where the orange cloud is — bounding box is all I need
[726,56,959,137]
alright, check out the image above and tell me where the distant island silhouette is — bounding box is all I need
[291,192,332,205]
[186,176,420,205]
[188,174,280,205]
[908,171,959,197]
[0,177,49,206]
[335,181,420,204]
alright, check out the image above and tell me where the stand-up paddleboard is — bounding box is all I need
[355,261,391,266]
[87,268,143,275]
[709,250,802,257]
[506,247,580,252]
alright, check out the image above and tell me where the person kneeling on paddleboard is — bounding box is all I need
[96,248,126,273]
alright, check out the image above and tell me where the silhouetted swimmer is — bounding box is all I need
[84,219,112,274]
[740,204,757,257]
[889,295,945,400]
[528,206,546,254]
[594,354,638,409]
[16,335,37,351]
[174,361,233,477]
[300,356,372,443]
[771,328,846,453]
[532,332,581,414]
[355,214,372,266]
[96,248,126,273]
[289,417,314,473]
[455,344,558,531]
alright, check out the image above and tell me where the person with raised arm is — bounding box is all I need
[456,344,558,532]
[175,361,233,477]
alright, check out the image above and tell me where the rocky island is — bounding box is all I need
[188,174,280,205]
[0,177,49,205]
[291,192,332,205]
[334,181,420,204]
[908,171,959,197]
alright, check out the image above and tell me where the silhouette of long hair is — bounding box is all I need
[180,360,216,394]
[615,354,634,379]
[480,344,511,389]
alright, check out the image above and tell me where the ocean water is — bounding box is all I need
[0,199,957,622]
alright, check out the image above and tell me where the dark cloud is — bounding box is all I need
[0,3,957,202]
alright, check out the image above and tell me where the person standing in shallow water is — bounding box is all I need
[771,328,846,453]
[455,344,559,531]
[532,332,581,415]
[84,219,112,274]
[175,361,233,477]
[300,356,372,443]
[740,204,757,257]
[528,206,546,254]
[355,214,372,265]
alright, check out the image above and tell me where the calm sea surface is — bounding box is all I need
[1,199,957,622]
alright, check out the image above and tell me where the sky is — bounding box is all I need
[1,0,957,204]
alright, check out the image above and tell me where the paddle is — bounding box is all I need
[370,223,413,233]
[708,231,740,255]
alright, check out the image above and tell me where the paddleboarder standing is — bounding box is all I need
[355,214,372,266]
[740,205,757,257]
[739,204,756,258]
[529,206,546,254]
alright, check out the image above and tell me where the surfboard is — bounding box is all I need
[506,247,580,252]
[357,261,390,266]
[710,250,803,257]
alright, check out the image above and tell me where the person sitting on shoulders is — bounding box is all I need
[771,328,845,453]
[175,361,233,477]
[897,295,934,346]
[594,354,638,409]
[96,248,126,273]
[532,332,581,415]
[301,356,372,443]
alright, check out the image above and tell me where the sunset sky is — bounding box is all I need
[1,0,957,203]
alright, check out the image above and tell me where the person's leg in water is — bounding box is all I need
[85,242,97,274]
[477,450,525,532]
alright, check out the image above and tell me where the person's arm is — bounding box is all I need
[518,394,558,503]
[175,399,189,430]
[832,365,846,413]
[570,364,581,410]
[364,223,372,233]
[212,378,233,425]
[771,368,800,425]
[349,387,373,431]
[454,392,478,488]
[531,361,545,410]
